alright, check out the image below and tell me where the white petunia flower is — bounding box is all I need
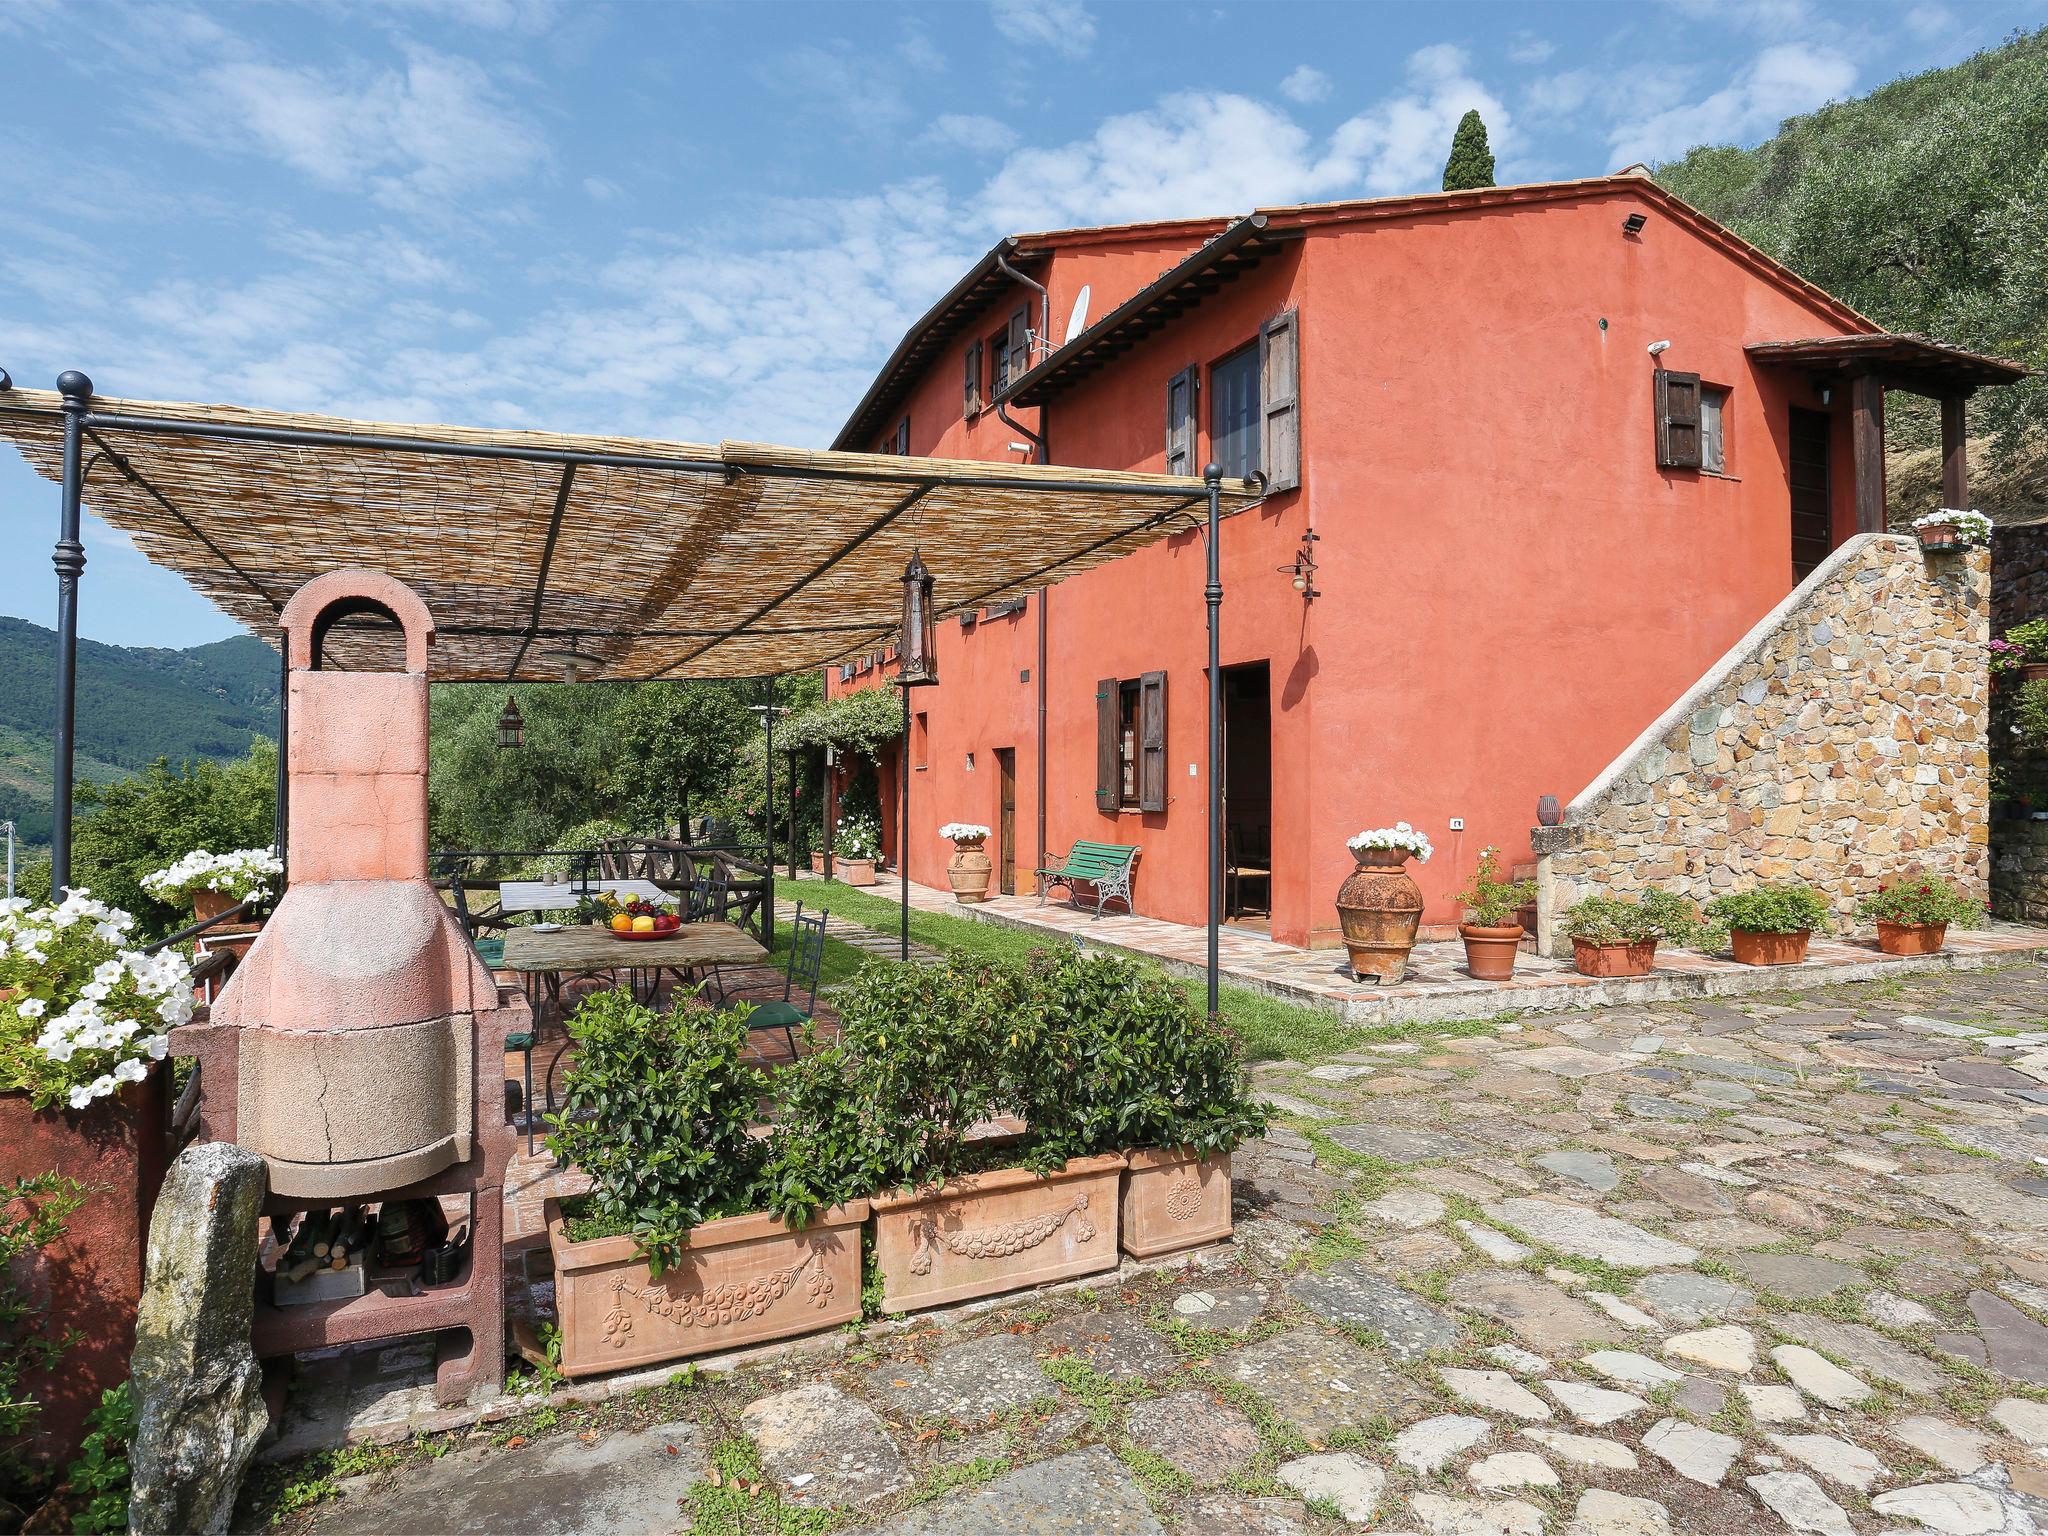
[68,1084,94,1109]
[113,1057,147,1084]
[17,997,46,1019]
[144,1034,169,1061]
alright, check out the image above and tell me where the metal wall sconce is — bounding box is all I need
[1622,212,1647,235]
[1816,381,1834,406]
[495,696,524,749]
[1278,529,1320,601]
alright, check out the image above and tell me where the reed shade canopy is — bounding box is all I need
[0,385,1260,681]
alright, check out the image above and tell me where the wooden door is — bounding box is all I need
[996,748,1017,896]
[1789,407,1832,581]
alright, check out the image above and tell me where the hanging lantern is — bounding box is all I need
[496,695,525,749]
[898,551,939,687]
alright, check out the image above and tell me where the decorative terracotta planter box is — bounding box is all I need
[1728,928,1811,966]
[1876,920,1948,956]
[840,858,878,887]
[1121,1147,1231,1259]
[545,1198,867,1378]
[810,852,826,875]
[1571,937,1659,977]
[871,1154,1125,1313]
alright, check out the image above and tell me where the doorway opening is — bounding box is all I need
[1221,661,1272,930]
[1789,406,1832,582]
[994,747,1018,896]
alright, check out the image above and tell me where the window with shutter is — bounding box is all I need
[1006,305,1030,391]
[963,340,982,417]
[1211,346,1260,482]
[1655,369,1703,469]
[1137,670,1167,813]
[892,416,910,456]
[1165,366,1198,477]
[1260,308,1300,492]
[1095,677,1120,812]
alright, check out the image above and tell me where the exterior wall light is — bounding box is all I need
[1623,212,1648,235]
[898,551,940,687]
[1277,529,1320,601]
[496,695,525,749]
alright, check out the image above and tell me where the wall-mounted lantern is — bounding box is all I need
[1277,529,1320,601]
[496,696,525,749]
[898,551,940,687]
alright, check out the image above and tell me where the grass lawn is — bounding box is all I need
[794,877,1479,1063]
[757,921,870,989]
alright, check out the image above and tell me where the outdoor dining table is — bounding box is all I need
[499,920,767,1006]
[497,877,669,912]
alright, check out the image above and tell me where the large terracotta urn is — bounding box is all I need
[947,836,993,903]
[1336,848,1425,983]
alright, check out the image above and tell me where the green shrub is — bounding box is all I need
[1004,947,1266,1167]
[2008,618,2048,661]
[65,1382,135,1535]
[1,1173,87,1501]
[545,991,766,1276]
[2017,677,2048,747]
[1703,882,1831,935]
[1855,876,1983,928]
[1456,845,1535,928]
[754,1029,884,1229]
[1561,890,1714,949]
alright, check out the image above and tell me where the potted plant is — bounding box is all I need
[833,814,882,887]
[1007,947,1266,1260]
[541,992,867,1376]
[1704,882,1831,966]
[940,822,994,904]
[139,847,282,922]
[1559,890,1708,976]
[1856,877,1982,956]
[1912,507,1992,554]
[1456,846,1535,981]
[2005,620,2048,684]
[1334,822,1433,984]
[844,959,1126,1313]
[1,892,189,1459]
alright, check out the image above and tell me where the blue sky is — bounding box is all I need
[2,0,2039,648]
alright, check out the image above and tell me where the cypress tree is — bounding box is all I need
[1442,110,1497,192]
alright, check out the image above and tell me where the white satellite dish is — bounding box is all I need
[1063,285,1091,343]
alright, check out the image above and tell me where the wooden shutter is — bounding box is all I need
[1165,366,1198,477]
[1655,369,1703,469]
[963,341,982,416]
[1095,677,1120,812]
[893,416,910,455]
[1137,670,1167,813]
[1005,305,1030,389]
[1259,308,1300,492]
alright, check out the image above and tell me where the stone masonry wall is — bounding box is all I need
[1991,519,2048,918]
[1533,534,1989,954]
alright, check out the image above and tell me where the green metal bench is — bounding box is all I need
[1035,840,1140,918]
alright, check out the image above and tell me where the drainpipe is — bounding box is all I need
[993,252,1050,464]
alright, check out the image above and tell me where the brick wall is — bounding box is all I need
[1533,534,1989,953]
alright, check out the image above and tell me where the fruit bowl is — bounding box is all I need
[615,926,682,941]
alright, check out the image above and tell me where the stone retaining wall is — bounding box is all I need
[1990,520,2048,917]
[1533,534,1989,954]
[1993,817,2048,922]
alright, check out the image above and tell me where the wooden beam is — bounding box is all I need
[1850,372,1886,534]
[1941,394,1968,509]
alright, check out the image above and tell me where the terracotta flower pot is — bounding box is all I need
[1459,923,1524,981]
[1728,928,1811,966]
[1571,937,1659,977]
[810,851,825,875]
[1335,849,1424,984]
[2023,664,2048,683]
[544,1198,867,1378]
[871,1154,1125,1313]
[1917,523,1960,552]
[1120,1147,1231,1259]
[840,858,878,887]
[1876,920,1948,956]
[947,839,993,903]
[193,888,238,921]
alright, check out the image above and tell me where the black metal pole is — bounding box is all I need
[50,371,91,895]
[1204,462,1223,1020]
[762,685,776,951]
[786,750,799,880]
[900,684,910,962]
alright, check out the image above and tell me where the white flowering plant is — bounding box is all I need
[1346,821,1434,863]
[834,814,883,861]
[0,891,192,1112]
[938,822,992,843]
[1913,508,1993,545]
[139,847,283,908]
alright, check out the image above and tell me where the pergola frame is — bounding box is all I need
[12,371,1245,1015]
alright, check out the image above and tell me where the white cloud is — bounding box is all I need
[583,176,623,202]
[921,114,1020,156]
[1279,65,1331,104]
[1327,43,1512,196]
[148,42,549,209]
[1609,42,1855,163]
[1522,69,1596,120]
[1903,3,1954,39]
[1506,32,1555,65]
[989,0,1096,60]
[764,42,910,129]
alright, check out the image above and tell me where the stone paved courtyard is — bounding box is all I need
[250,959,2048,1535]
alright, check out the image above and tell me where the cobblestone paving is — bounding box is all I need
[275,962,2048,1535]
